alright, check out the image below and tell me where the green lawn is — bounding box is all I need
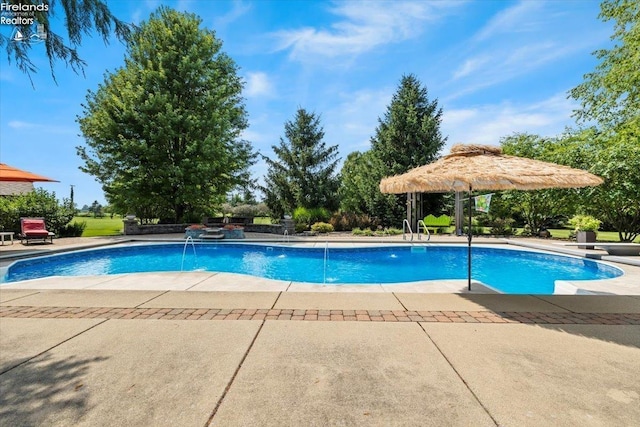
[499,228,638,243]
[71,216,124,237]
[438,226,638,242]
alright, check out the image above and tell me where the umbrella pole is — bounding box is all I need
[468,188,472,291]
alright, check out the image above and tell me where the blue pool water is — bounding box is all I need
[2,243,623,294]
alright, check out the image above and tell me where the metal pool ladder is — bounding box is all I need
[402,219,413,241]
[403,220,431,241]
[417,219,430,241]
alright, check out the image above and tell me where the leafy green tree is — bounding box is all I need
[339,151,398,222]
[557,128,640,242]
[89,200,103,218]
[500,133,584,233]
[584,136,640,241]
[1,0,132,84]
[340,74,446,226]
[77,7,253,224]
[567,1,639,241]
[569,0,639,132]
[261,108,340,217]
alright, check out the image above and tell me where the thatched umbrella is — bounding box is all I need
[379,144,603,290]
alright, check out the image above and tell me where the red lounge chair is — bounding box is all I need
[20,217,55,244]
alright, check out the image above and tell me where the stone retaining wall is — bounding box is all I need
[123,220,187,235]
[123,219,295,236]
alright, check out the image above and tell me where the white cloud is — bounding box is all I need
[272,1,463,61]
[214,0,252,28]
[448,41,560,97]
[452,56,490,80]
[474,1,543,41]
[244,72,274,98]
[441,93,577,149]
[8,120,36,129]
[445,1,609,99]
[7,120,75,134]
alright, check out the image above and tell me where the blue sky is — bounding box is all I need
[0,0,610,208]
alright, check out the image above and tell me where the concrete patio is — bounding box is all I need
[1,234,639,426]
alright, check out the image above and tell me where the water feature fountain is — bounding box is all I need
[323,241,329,284]
[181,236,198,271]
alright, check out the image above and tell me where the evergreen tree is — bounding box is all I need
[339,151,397,221]
[371,74,446,175]
[339,74,446,226]
[77,7,253,223]
[261,108,340,217]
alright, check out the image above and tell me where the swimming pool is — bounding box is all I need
[1,243,623,294]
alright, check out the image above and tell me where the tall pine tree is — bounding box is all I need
[339,74,446,225]
[371,74,446,176]
[261,108,340,217]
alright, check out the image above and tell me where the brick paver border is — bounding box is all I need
[1,306,639,325]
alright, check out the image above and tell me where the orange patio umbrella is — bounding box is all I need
[0,163,59,182]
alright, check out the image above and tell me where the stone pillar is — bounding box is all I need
[123,219,139,235]
[281,219,295,235]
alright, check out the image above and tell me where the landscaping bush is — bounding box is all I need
[308,207,331,223]
[311,222,334,233]
[520,224,533,237]
[568,214,601,232]
[219,203,271,219]
[329,211,373,231]
[293,207,311,232]
[58,220,87,237]
[293,207,332,232]
[383,227,403,235]
[351,227,374,236]
[489,218,515,236]
[463,225,485,235]
[0,189,74,235]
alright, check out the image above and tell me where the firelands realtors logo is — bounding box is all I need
[1,1,49,42]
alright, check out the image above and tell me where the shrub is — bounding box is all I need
[58,221,87,237]
[330,212,373,231]
[385,227,403,235]
[293,207,312,224]
[308,207,331,223]
[311,222,334,233]
[351,227,364,235]
[0,189,74,235]
[489,218,515,236]
[568,214,601,232]
[351,227,374,236]
[293,206,332,232]
[463,225,485,235]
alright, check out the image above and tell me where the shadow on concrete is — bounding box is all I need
[458,294,640,350]
[537,324,640,349]
[0,353,108,426]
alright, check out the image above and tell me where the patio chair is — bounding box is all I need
[20,217,55,244]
